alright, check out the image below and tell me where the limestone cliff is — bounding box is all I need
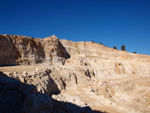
[1,34,150,77]
[1,34,150,113]
[0,34,70,66]
[60,39,150,77]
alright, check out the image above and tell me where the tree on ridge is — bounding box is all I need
[121,45,126,51]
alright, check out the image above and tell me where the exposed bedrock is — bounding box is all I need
[1,34,150,77]
[0,34,70,66]
[0,71,94,113]
[1,34,150,113]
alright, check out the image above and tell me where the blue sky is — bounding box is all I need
[0,0,150,55]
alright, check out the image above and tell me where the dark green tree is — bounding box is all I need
[91,41,95,43]
[121,45,126,51]
[113,46,117,49]
[133,52,137,54]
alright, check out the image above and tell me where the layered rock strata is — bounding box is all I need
[60,39,150,77]
[1,34,150,78]
[0,34,70,66]
[1,34,150,113]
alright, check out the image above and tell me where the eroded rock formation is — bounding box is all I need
[0,71,53,113]
[0,34,70,65]
[0,71,94,113]
[0,34,150,113]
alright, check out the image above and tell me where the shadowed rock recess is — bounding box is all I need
[0,34,150,113]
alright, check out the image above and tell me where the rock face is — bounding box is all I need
[60,39,150,77]
[9,67,65,95]
[1,34,150,77]
[0,71,53,113]
[0,72,94,113]
[1,34,150,113]
[0,34,70,65]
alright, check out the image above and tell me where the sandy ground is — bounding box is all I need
[62,84,125,113]
[0,65,45,74]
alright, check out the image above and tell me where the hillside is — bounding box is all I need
[0,34,150,113]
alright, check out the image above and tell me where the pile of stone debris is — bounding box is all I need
[0,71,95,113]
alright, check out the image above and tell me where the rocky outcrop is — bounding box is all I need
[60,39,150,77]
[1,34,150,77]
[0,34,70,66]
[0,71,95,113]
[6,67,65,95]
[0,71,53,113]
[52,94,93,113]
[1,34,150,93]
[52,94,88,107]
[1,34,150,113]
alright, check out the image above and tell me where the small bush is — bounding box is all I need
[113,46,117,49]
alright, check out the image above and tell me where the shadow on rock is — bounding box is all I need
[57,40,70,59]
[53,99,109,113]
[0,71,109,113]
[93,110,109,113]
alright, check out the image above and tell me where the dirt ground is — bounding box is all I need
[62,75,150,113]
[62,84,123,113]
[0,65,45,74]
